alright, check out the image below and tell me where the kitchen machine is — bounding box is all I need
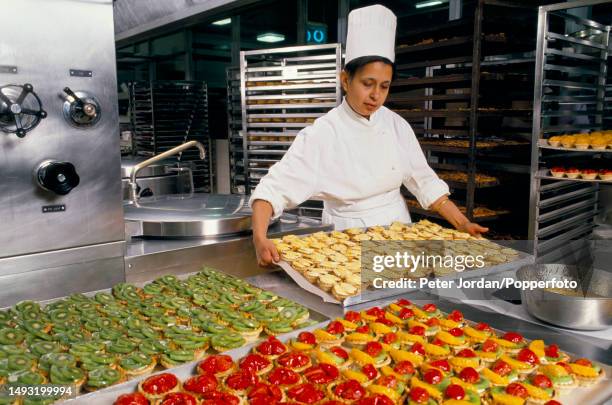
[0,0,125,307]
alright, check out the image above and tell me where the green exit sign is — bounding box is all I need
[306,22,327,44]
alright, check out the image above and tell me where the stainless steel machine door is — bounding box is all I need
[0,0,124,258]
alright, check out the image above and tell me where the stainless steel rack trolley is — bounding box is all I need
[528,0,611,262]
[239,44,343,218]
[130,80,214,193]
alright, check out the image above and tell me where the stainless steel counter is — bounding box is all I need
[248,270,612,366]
[125,214,332,283]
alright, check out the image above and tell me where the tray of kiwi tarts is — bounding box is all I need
[0,267,329,403]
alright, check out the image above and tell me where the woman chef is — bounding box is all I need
[251,4,488,266]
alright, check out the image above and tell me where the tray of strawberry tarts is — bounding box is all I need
[101,299,611,405]
[545,167,612,182]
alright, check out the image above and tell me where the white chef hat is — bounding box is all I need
[345,4,397,64]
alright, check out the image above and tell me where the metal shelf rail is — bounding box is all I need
[528,0,611,260]
[606,44,612,128]
[240,44,343,218]
[227,67,245,194]
[130,80,214,193]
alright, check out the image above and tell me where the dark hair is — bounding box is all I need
[344,55,395,80]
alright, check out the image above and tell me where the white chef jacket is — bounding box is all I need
[249,98,449,230]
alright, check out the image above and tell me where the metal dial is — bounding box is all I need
[0,83,47,137]
[62,87,101,128]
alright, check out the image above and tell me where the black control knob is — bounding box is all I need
[36,160,80,195]
[62,87,101,127]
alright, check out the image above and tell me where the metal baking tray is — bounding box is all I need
[281,251,533,308]
[276,230,534,307]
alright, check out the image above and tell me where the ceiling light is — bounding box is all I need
[415,0,443,8]
[212,18,231,26]
[257,33,285,43]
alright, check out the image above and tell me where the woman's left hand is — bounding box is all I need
[459,221,489,236]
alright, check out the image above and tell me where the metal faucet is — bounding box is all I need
[129,140,206,205]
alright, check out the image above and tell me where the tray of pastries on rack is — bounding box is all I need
[418,138,529,149]
[546,131,612,150]
[245,80,336,88]
[405,199,509,219]
[248,135,295,142]
[248,118,316,124]
[436,171,499,187]
[247,98,336,105]
[549,167,612,181]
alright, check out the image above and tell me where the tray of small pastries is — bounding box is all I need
[405,199,510,220]
[248,118,317,124]
[99,299,610,405]
[245,80,336,88]
[246,98,336,105]
[0,268,329,404]
[419,139,530,150]
[547,167,612,182]
[273,220,532,306]
[543,131,612,151]
[435,172,500,188]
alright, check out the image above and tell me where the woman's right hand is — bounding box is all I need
[254,235,280,267]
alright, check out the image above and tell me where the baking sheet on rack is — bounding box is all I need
[278,251,534,307]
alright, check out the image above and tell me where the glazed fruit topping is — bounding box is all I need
[449,328,464,337]
[459,367,480,384]
[394,360,415,375]
[544,344,559,358]
[364,341,383,357]
[423,368,443,385]
[505,382,528,398]
[410,343,425,355]
[445,384,466,400]
[410,387,430,403]
[456,349,476,358]
[531,374,553,389]
[297,332,316,345]
[503,332,523,344]
[475,322,492,332]
[492,360,512,376]
[448,310,464,322]
[345,311,361,323]
[481,339,499,353]
[327,321,345,335]
[517,348,539,365]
